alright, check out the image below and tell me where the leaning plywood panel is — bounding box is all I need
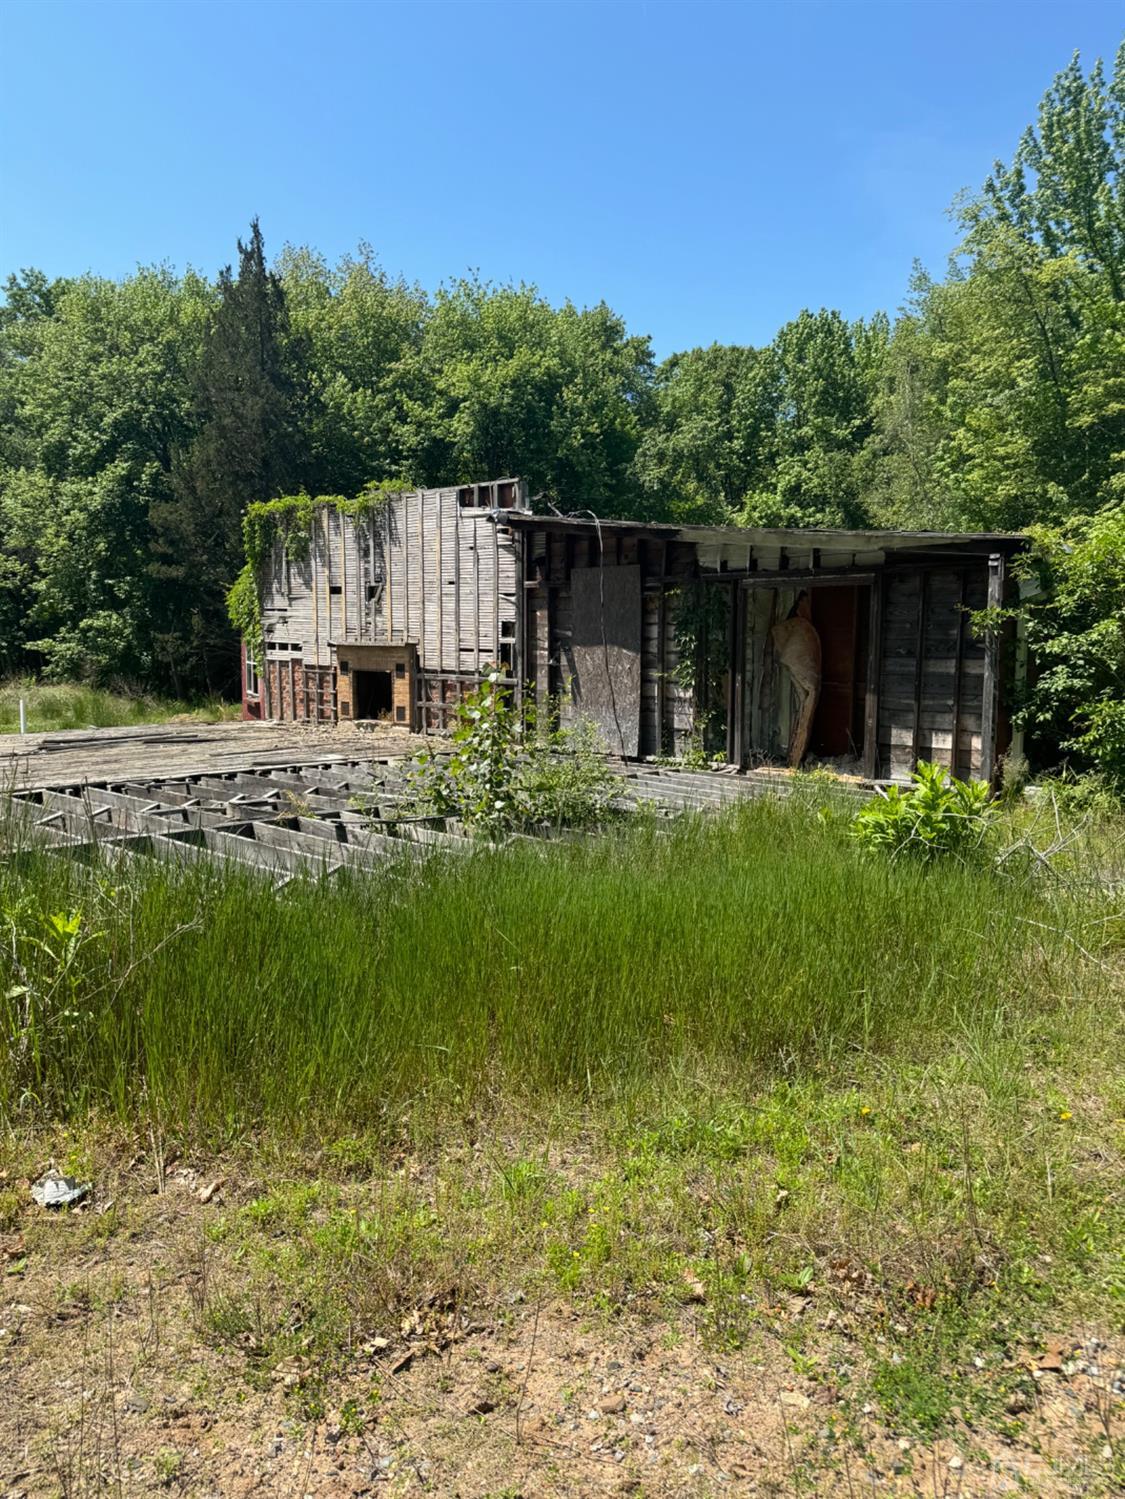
[570,564,642,757]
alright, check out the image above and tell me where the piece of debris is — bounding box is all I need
[197,1177,225,1204]
[462,1392,496,1417]
[30,1170,91,1209]
[779,1390,811,1410]
[681,1270,707,1304]
[599,1394,627,1415]
[1036,1336,1072,1373]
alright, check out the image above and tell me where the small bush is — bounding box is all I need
[403,671,620,836]
[850,761,996,863]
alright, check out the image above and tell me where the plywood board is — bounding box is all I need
[570,565,642,757]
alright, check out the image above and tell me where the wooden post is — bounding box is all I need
[862,573,883,781]
[909,570,929,771]
[730,581,746,766]
[950,570,966,777]
[980,553,1005,785]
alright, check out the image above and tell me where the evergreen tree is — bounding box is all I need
[151,220,309,691]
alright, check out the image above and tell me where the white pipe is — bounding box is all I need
[19,698,26,734]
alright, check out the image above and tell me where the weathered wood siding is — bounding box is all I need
[876,565,989,780]
[258,483,523,725]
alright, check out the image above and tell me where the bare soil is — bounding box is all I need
[1,1156,1119,1498]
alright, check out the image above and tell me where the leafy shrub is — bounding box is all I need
[850,761,996,863]
[403,671,620,837]
[1015,507,1125,791]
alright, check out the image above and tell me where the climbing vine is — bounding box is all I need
[226,477,414,651]
[227,561,264,666]
[669,583,730,693]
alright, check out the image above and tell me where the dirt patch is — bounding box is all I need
[0,1155,1119,1497]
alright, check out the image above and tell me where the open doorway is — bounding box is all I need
[353,669,393,721]
[808,585,869,760]
[741,582,870,769]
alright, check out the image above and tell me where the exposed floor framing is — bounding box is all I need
[1,753,858,885]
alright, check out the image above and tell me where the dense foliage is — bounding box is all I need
[1,45,1122,775]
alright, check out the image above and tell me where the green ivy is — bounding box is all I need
[226,478,413,650]
[227,562,264,665]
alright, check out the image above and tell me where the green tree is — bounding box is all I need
[0,267,211,682]
[1016,505,1125,785]
[635,311,885,528]
[404,278,654,511]
[869,44,1125,532]
[279,244,427,495]
[152,220,309,691]
[742,308,885,528]
[633,343,776,522]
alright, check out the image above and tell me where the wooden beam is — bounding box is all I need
[909,570,928,770]
[980,553,1005,785]
[700,569,877,588]
[862,574,883,781]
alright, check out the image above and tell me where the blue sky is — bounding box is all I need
[2,0,1121,356]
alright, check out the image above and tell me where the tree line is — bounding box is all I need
[1,46,1122,780]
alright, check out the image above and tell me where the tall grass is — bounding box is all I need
[0,678,239,734]
[0,797,1114,1138]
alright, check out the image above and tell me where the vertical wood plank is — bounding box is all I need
[951,570,966,777]
[385,505,394,640]
[862,573,883,780]
[909,570,929,770]
[980,553,1004,785]
[731,583,746,765]
[312,510,321,721]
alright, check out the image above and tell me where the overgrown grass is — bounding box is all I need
[0,677,240,734]
[2,795,1122,1463]
[1,795,1118,1135]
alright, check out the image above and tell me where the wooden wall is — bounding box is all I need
[257,484,522,726]
[875,565,990,780]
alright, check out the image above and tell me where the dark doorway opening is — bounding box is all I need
[809,585,870,760]
[353,669,393,721]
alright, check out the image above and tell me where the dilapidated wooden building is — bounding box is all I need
[242,479,1026,783]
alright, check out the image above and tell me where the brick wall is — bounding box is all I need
[264,659,337,721]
